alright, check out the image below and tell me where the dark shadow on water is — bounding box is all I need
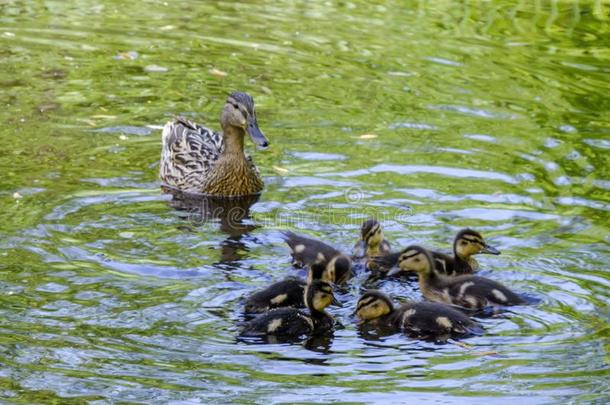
[236,331,335,355]
[162,185,261,265]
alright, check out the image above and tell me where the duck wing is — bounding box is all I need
[160,117,224,192]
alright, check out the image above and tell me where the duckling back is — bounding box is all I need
[393,301,483,339]
[244,277,306,314]
[240,307,317,337]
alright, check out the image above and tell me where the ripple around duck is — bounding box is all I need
[0,0,609,403]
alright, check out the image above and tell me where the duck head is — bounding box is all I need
[355,290,393,321]
[388,245,435,277]
[454,229,500,259]
[221,91,269,148]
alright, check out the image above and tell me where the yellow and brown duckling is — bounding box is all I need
[282,230,352,284]
[371,229,500,277]
[353,219,392,259]
[389,245,524,309]
[356,290,483,339]
[160,91,269,197]
[244,266,332,314]
[240,280,341,337]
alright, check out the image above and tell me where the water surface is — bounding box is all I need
[0,1,609,403]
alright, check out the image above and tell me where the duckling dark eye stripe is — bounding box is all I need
[401,252,420,260]
[357,297,376,309]
[463,237,483,244]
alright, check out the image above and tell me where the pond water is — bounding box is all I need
[1,0,609,403]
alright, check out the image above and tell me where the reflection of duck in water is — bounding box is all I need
[160,91,269,197]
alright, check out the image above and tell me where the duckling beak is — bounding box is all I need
[246,118,269,149]
[387,267,402,277]
[481,244,501,255]
[331,296,343,307]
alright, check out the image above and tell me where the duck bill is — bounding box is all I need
[481,244,501,255]
[247,119,269,148]
[387,267,403,277]
[331,296,343,307]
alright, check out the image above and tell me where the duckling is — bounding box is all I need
[353,219,392,259]
[356,290,483,339]
[160,91,269,197]
[240,280,341,337]
[389,245,524,309]
[370,228,500,277]
[244,266,332,314]
[282,231,352,284]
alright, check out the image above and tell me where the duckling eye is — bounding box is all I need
[232,103,239,109]
[461,240,468,246]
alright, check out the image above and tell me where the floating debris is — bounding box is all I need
[12,192,22,200]
[144,64,168,73]
[273,166,289,174]
[359,134,378,139]
[113,51,139,60]
[209,68,228,77]
[159,25,176,31]
[93,126,152,136]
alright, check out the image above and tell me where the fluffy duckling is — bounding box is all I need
[282,231,352,284]
[244,266,332,314]
[433,229,500,275]
[353,219,392,259]
[356,290,483,339]
[371,229,500,277]
[389,245,524,309]
[240,280,341,337]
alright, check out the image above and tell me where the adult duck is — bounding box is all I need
[160,92,268,197]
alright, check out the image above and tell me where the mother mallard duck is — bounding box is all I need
[160,92,269,197]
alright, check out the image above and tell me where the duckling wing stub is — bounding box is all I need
[448,276,525,308]
[160,117,224,191]
[281,231,341,268]
[243,278,306,313]
[240,308,314,337]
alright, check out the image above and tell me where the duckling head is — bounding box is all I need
[326,254,352,284]
[454,229,500,259]
[355,290,393,321]
[307,263,334,284]
[360,219,385,248]
[388,245,434,277]
[221,91,269,148]
[305,280,342,312]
